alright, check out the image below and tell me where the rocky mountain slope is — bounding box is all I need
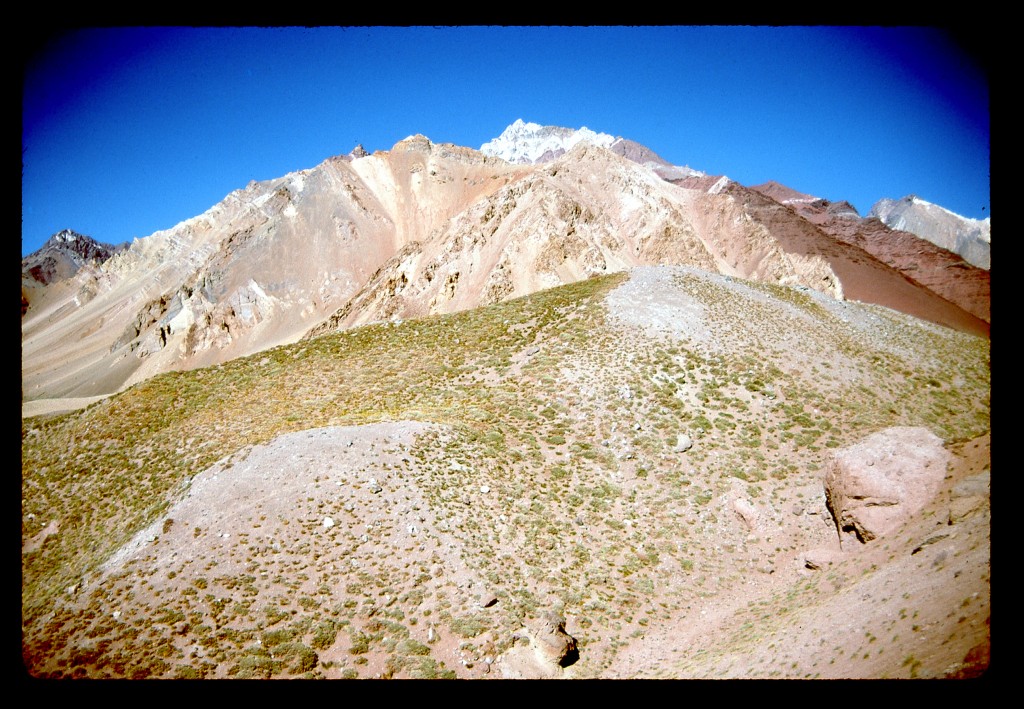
[751,182,990,324]
[21,229,122,316]
[21,266,990,679]
[870,195,991,270]
[22,123,989,405]
[21,139,532,400]
[21,122,992,679]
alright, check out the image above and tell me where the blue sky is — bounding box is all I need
[22,26,989,257]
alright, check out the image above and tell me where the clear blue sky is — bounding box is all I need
[22,26,990,257]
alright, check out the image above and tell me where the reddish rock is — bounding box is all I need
[823,427,950,544]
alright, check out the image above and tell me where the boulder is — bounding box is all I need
[802,547,844,571]
[532,611,578,667]
[732,497,758,531]
[823,427,949,544]
[498,611,579,678]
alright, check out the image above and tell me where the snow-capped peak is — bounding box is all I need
[481,119,616,164]
[910,195,989,227]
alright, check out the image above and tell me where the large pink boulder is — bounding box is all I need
[823,427,949,544]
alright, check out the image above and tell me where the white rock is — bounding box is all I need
[323,517,335,528]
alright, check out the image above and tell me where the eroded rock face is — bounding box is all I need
[499,611,579,678]
[949,470,990,525]
[533,611,579,667]
[823,427,949,544]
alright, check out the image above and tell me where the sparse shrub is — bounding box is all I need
[230,650,279,679]
[261,627,296,647]
[277,642,319,674]
[449,615,488,638]
[397,638,431,656]
[311,620,339,650]
[348,631,371,655]
[174,664,201,679]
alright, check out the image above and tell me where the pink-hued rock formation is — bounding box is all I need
[823,427,951,545]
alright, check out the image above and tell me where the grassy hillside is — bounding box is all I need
[21,268,989,678]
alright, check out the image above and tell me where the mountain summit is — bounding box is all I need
[21,229,124,316]
[480,118,616,164]
[22,229,119,285]
[481,119,704,181]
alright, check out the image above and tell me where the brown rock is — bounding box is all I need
[532,611,578,667]
[498,611,579,678]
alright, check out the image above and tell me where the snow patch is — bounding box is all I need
[708,176,732,195]
[481,119,615,164]
[252,191,275,208]
[910,195,988,227]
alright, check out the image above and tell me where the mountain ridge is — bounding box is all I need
[22,122,989,404]
[869,195,990,270]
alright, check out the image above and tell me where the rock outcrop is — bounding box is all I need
[499,611,579,678]
[948,470,990,525]
[823,427,950,545]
